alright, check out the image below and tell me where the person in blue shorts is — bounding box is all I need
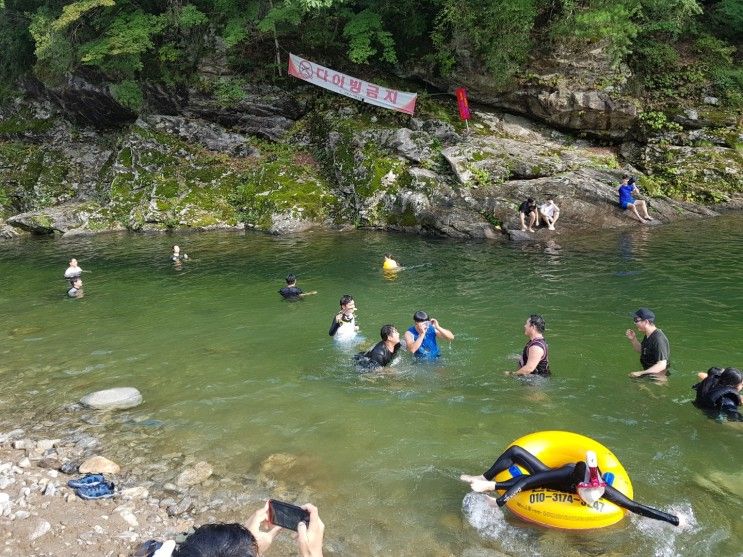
[403,310,454,359]
[618,176,652,223]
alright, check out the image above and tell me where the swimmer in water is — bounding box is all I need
[64,258,83,284]
[354,325,401,369]
[171,245,188,262]
[329,295,359,339]
[383,253,399,270]
[692,367,742,421]
[403,310,454,359]
[279,273,317,300]
[67,277,84,299]
[460,447,679,525]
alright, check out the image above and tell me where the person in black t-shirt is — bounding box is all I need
[625,308,670,379]
[518,198,538,232]
[354,325,401,369]
[279,274,317,300]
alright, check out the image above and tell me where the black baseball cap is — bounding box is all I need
[633,308,655,322]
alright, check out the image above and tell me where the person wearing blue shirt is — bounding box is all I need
[618,176,652,223]
[403,310,455,359]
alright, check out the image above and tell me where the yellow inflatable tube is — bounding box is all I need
[494,431,633,529]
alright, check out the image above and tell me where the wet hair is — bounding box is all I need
[628,176,636,185]
[719,367,742,387]
[413,310,429,323]
[380,324,397,341]
[706,367,724,377]
[286,273,296,285]
[173,523,258,557]
[384,253,393,259]
[340,294,354,307]
[622,175,629,180]
[528,314,546,333]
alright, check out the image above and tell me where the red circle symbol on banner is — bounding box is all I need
[298,60,313,79]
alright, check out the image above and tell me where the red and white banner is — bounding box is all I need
[288,53,417,115]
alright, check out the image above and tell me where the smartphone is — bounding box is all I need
[268,499,310,531]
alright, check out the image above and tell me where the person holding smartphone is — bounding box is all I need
[403,310,455,359]
[167,501,324,557]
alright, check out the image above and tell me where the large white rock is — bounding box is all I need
[80,388,142,410]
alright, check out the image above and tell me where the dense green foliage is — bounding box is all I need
[0,0,740,106]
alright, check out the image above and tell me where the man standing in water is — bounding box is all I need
[403,310,455,359]
[329,295,359,340]
[508,314,550,376]
[626,308,670,379]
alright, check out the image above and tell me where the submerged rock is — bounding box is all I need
[176,461,213,487]
[80,387,143,410]
[79,455,121,475]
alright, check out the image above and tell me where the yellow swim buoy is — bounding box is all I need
[382,256,399,270]
[494,431,633,529]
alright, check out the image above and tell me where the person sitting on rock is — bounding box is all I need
[539,199,560,230]
[166,501,325,557]
[518,198,538,232]
[618,176,652,223]
[67,277,84,299]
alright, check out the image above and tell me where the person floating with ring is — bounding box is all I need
[460,445,679,526]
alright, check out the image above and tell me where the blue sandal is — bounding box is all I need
[76,480,115,500]
[67,474,105,489]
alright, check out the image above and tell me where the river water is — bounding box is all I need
[1,216,741,556]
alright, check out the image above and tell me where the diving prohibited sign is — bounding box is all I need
[288,53,417,115]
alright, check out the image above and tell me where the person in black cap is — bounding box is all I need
[625,308,670,379]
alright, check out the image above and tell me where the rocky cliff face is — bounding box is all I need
[0,63,740,240]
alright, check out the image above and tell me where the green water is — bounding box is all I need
[1,217,742,556]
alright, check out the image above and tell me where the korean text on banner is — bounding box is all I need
[288,53,417,115]
[455,87,470,120]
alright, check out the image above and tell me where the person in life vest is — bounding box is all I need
[460,447,679,526]
[506,314,550,377]
[693,367,742,421]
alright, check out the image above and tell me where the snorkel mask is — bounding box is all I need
[576,450,606,505]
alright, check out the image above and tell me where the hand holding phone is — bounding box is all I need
[268,499,310,531]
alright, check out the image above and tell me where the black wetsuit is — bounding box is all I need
[354,341,401,369]
[279,286,303,299]
[481,445,679,526]
[693,377,742,421]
